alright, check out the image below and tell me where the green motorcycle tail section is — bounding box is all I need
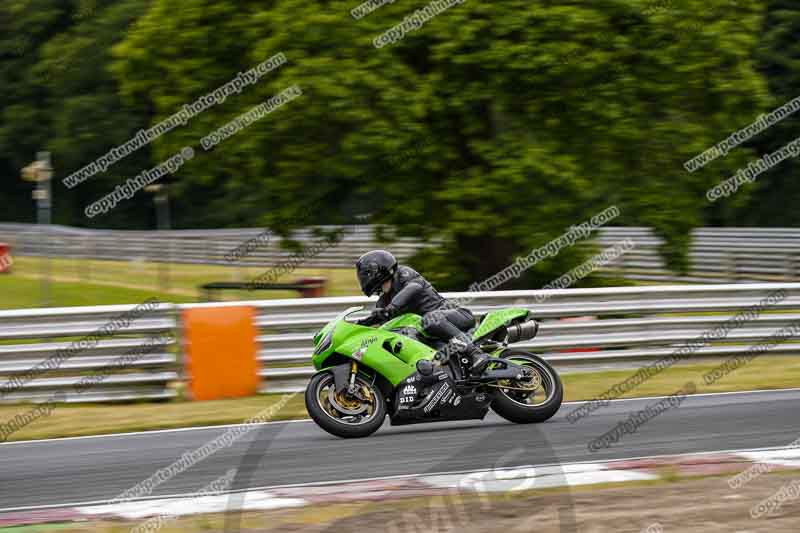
[472,308,530,341]
[380,307,531,343]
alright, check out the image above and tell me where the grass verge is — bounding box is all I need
[561,353,800,400]
[0,275,190,309]
[1,256,358,309]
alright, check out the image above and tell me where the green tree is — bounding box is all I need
[111,0,768,286]
[0,0,153,227]
[723,0,800,226]
[0,0,66,222]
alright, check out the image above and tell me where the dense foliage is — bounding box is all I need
[3,0,795,287]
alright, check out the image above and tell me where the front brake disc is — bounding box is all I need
[328,388,368,416]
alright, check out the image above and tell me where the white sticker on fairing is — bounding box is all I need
[424,382,450,413]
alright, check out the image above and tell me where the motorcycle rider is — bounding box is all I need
[355,250,491,375]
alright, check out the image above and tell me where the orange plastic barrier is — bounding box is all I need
[182,306,260,400]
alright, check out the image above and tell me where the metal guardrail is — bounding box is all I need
[2,284,799,401]
[2,223,799,282]
[596,227,800,282]
[251,283,800,393]
[0,223,430,268]
[0,303,179,403]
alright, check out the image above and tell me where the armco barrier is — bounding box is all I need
[0,302,178,403]
[1,283,799,402]
[595,227,800,282]
[2,223,800,282]
[0,223,428,269]
[251,283,800,393]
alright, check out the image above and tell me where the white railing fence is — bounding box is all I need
[2,223,799,282]
[1,284,798,402]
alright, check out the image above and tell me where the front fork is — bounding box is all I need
[347,360,358,394]
[346,360,374,403]
[329,360,373,402]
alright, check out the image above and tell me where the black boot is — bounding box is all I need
[444,338,490,376]
[442,337,469,362]
[468,346,491,376]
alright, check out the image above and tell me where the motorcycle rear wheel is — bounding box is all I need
[490,350,563,424]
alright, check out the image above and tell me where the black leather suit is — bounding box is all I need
[376,266,475,346]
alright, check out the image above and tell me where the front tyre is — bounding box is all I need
[305,371,386,438]
[490,350,563,424]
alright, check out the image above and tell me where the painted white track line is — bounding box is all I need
[2,442,800,515]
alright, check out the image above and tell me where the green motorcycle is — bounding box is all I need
[305,306,563,438]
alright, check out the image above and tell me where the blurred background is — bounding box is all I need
[4,2,800,531]
[2,0,799,310]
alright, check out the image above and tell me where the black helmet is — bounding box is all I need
[355,250,397,296]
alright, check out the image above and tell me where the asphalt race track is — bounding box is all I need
[1,389,798,511]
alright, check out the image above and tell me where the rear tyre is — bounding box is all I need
[305,371,386,438]
[490,350,563,424]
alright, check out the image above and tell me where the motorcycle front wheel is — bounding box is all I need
[305,371,386,438]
